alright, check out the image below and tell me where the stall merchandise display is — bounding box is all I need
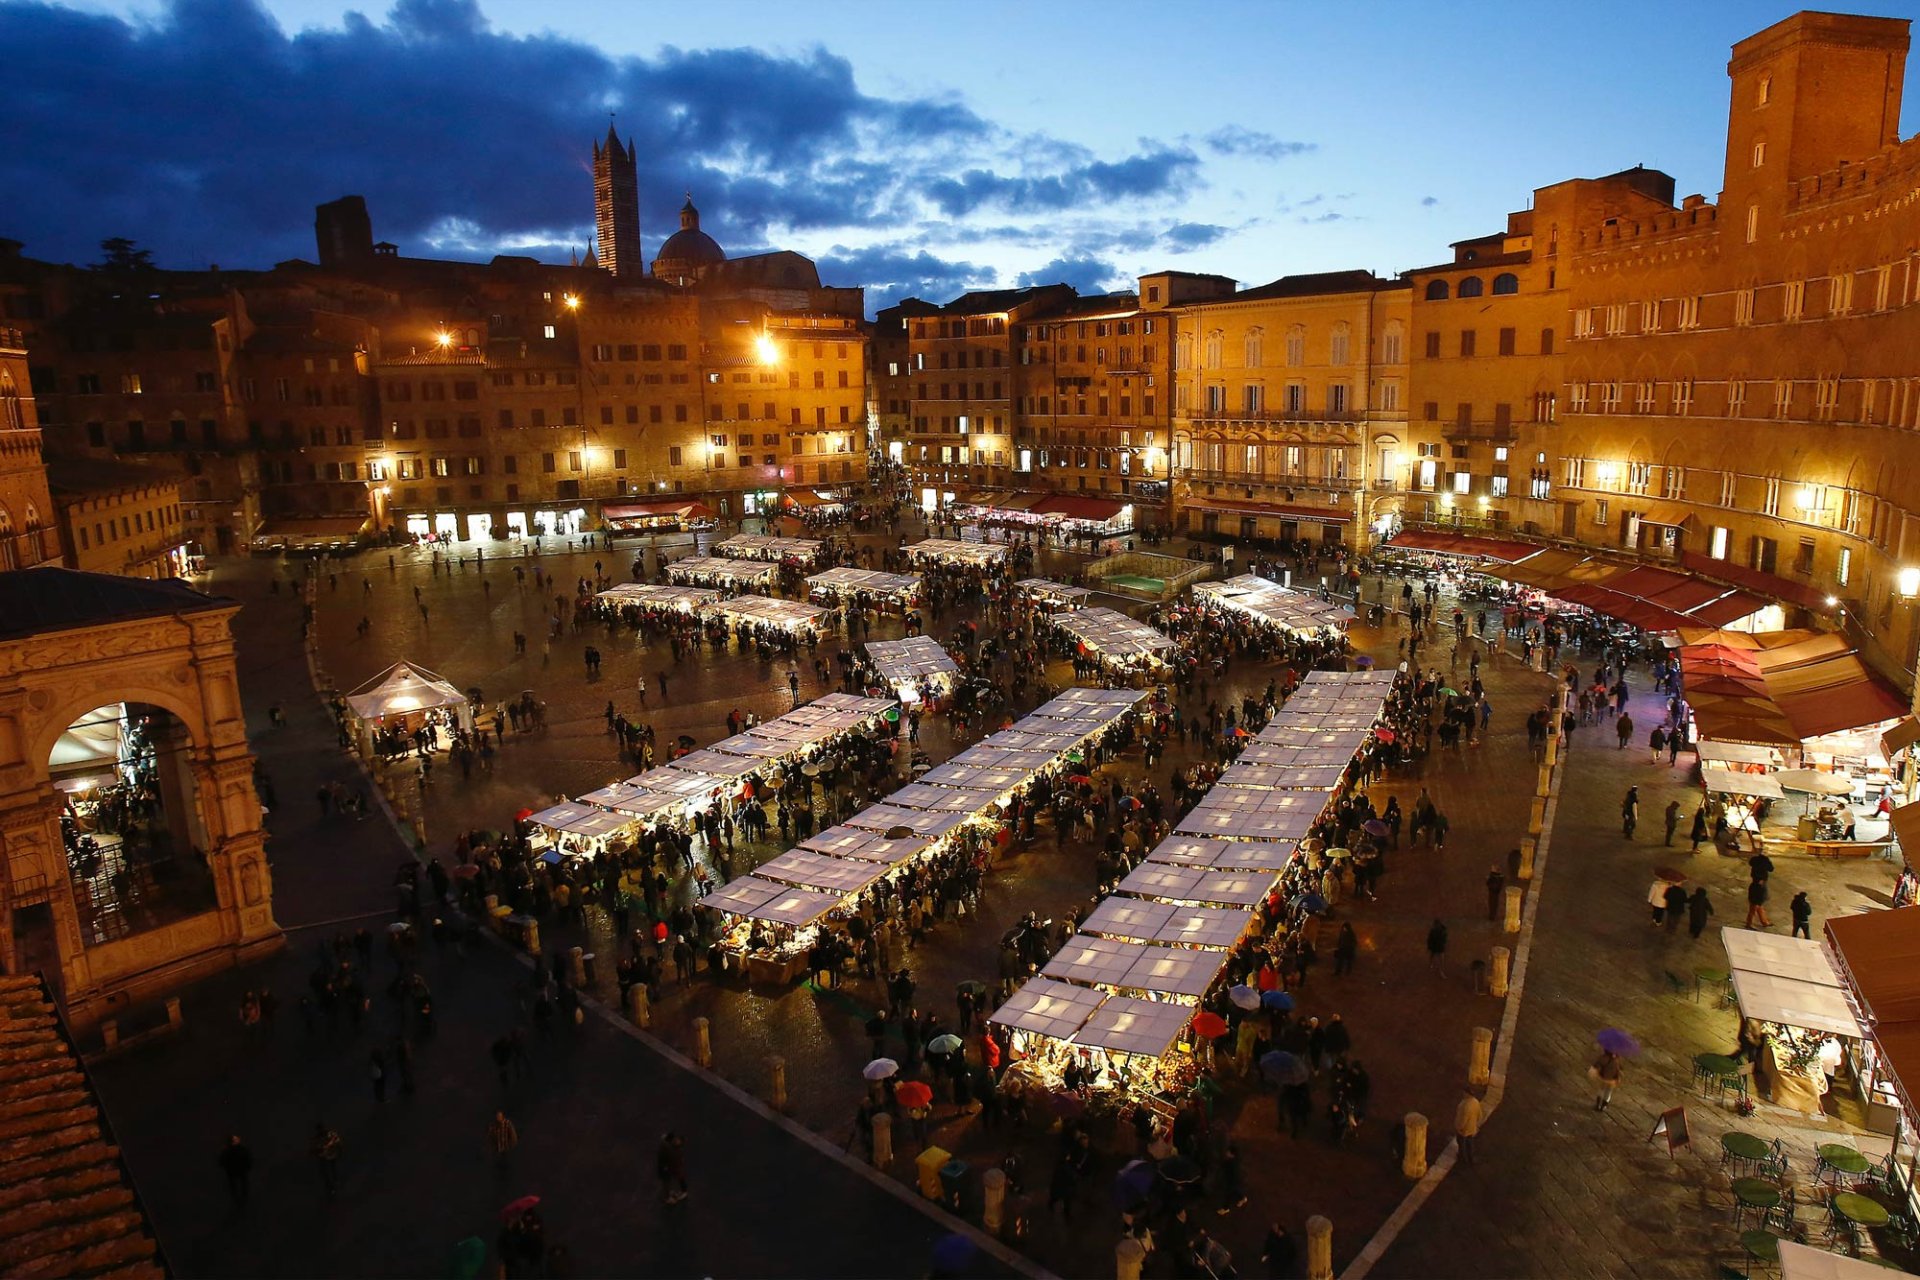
[594,583,721,613]
[664,556,777,589]
[704,594,830,635]
[904,538,1008,568]
[864,635,961,702]
[715,534,823,563]
[1015,578,1093,611]
[807,567,922,602]
[1048,607,1175,667]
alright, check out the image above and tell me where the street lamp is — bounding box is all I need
[563,293,581,311]
[433,329,453,350]
[1899,567,1920,598]
[754,333,780,365]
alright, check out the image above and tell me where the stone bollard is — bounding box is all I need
[1537,764,1554,798]
[1528,796,1546,835]
[626,983,651,1028]
[523,919,541,957]
[1306,1214,1334,1280]
[1504,885,1524,933]
[872,1112,894,1168]
[1402,1113,1429,1179]
[983,1167,1007,1235]
[1116,1235,1146,1280]
[770,1056,788,1111]
[693,1016,712,1068]
[1545,735,1559,766]
[1517,838,1536,881]
[164,997,183,1028]
[1489,946,1511,998]
[568,946,586,989]
[101,1020,119,1050]
[1470,1026,1494,1086]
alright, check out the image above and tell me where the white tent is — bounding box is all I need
[1050,607,1174,664]
[989,976,1107,1041]
[1155,906,1257,949]
[1147,835,1295,874]
[706,594,829,634]
[1015,578,1093,610]
[595,582,720,612]
[665,556,776,587]
[1777,1241,1903,1280]
[344,663,470,754]
[1123,947,1221,999]
[808,567,922,601]
[1072,994,1193,1059]
[864,634,960,701]
[906,538,1006,567]
[1080,898,1178,943]
[716,533,822,562]
[799,825,931,866]
[888,782,1001,813]
[1042,935,1158,988]
[752,849,890,897]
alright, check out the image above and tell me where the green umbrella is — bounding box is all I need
[449,1237,487,1280]
[957,980,989,997]
[1439,687,1460,698]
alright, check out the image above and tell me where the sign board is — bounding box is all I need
[1221,544,1236,565]
[1648,1106,1690,1156]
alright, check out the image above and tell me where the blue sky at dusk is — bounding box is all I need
[11,0,1920,311]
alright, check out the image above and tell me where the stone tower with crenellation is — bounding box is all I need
[593,124,642,279]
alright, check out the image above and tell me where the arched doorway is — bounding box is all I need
[51,702,219,944]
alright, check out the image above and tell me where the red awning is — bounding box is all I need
[782,490,827,508]
[1678,551,1832,613]
[1386,530,1540,562]
[1030,494,1127,522]
[1642,579,1734,612]
[602,500,712,520]
[1606,565,1695,598]
[1191,500,1351,524]
[1684,591,1770,627]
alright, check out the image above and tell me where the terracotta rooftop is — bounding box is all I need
[0,973,165,1279]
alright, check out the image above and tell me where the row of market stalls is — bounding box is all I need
[698,687,1149,984]
[952,492,1134,539]
[1384,530,1779,633]
[601,499,717,535]
[1043,606,1176,675]
[988,670,1397,1107]
[523,692,899,858]
[665,556,777,590]
[905,539,1008,569]
[593,582,830,636]
[805,567,923,608]
[862,635,961,704]
[1191,574,1353,637]
[716,534,824,564]
[1014,578,1093,612]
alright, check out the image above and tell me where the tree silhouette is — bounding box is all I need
[94,238,155,273]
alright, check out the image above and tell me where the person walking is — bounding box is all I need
[1689,806,1709,853]
[1663,881,1688,932]
[1687,886,1716,938]
[1261,1223,1297,1280]
[656,1131,688,1204]
[1621,786,1639,839]
[1590,1050,1624,1110]
[1453,1091,1483,1166]
[310,1121,342,1199]
[1425,919,1448,970]
[1333,922,1357,976]
[1663,800,1682,847]
[1744,877,1772,929]
[1790,891,1813,939]
[488,1110,519,1168]
[218,1134,253,1208]
[1485,867,1505,922]
[1615,711,1634,749]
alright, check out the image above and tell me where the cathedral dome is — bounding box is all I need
[652,197,724,282]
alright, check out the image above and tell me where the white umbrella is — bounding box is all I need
[863,1057,899,1081]
[1773,769,1853,796]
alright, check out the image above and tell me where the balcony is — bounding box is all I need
[1187,470,1360,493]
[1187,407,1362,427]
[0,526,64,570]
[1439,418,1520,444]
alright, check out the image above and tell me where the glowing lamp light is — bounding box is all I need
[754,334,780,365]
[1594,461,1617,485]
[1824,596,1839,607]
[433,330,453,349]
[1899,567,1920,598]
[1794,486,1817,511]
[563,293,581,310]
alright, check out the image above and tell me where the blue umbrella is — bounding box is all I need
[1113,1158,1156,1208]
[1595,1027,1642,1057]
[1260,1050,1309,1086]
[1355,655,1376,669]
[1228,984,1261,1011]
[931,1233,977,1274]
[1297,891,1329,915]
[1260,990,1295,1013]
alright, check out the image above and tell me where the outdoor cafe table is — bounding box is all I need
[1723,1131,1770,1173]
[1733,1177,1783,1227]
[1819,1144,1876,1182]
[1833,1191,1890,1229]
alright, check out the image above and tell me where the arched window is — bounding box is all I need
[24,501,41,530]
[0,374,18,430]
[1243,327,1263,369]
[1202,330,1223,369]
[1424,280,1449,301]
[1491,273,1519,295]
[1457,276,1484,299]
[1284,325,1305,367]
[1329,322,1351,366]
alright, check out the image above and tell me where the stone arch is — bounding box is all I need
[24,682,205,782]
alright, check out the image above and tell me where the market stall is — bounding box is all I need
[863,635,960,703]
[1046,606,1174,673]
[715,533,823,564]
[1015,578,1093,612]
[601,499,715,535]
[1723,926,1866,1118]
[1826,907,1920,1147]
[704,594,830,636]
[904,538,1007,568]
[664,556,777,590]
[1191,574,1352,636]
[343,661,471,758]
[806,566,922,606]
[595,582,721,613]
[524,801,636,857]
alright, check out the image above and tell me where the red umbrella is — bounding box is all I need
[1068,774,1093,785]
[452,865,479,879]
[499,1194,540,1222]
[1191,1011,1229,1040]
[514,808,534,822]
[1374,727,1397,743]
[895,1080,933,1109]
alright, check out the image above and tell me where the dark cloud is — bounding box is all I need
[923,147,1200,218]
[1421,195,1440,207]
[814,243,994,314]
[1016,255,1121,294]
[1162,222,1230,251]
[1201,126,1314,160]
[0,0,1193,274]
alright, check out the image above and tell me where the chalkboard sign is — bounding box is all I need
[1648,1106,1691,1156]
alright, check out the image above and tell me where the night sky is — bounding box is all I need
[11,0,1920,311]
